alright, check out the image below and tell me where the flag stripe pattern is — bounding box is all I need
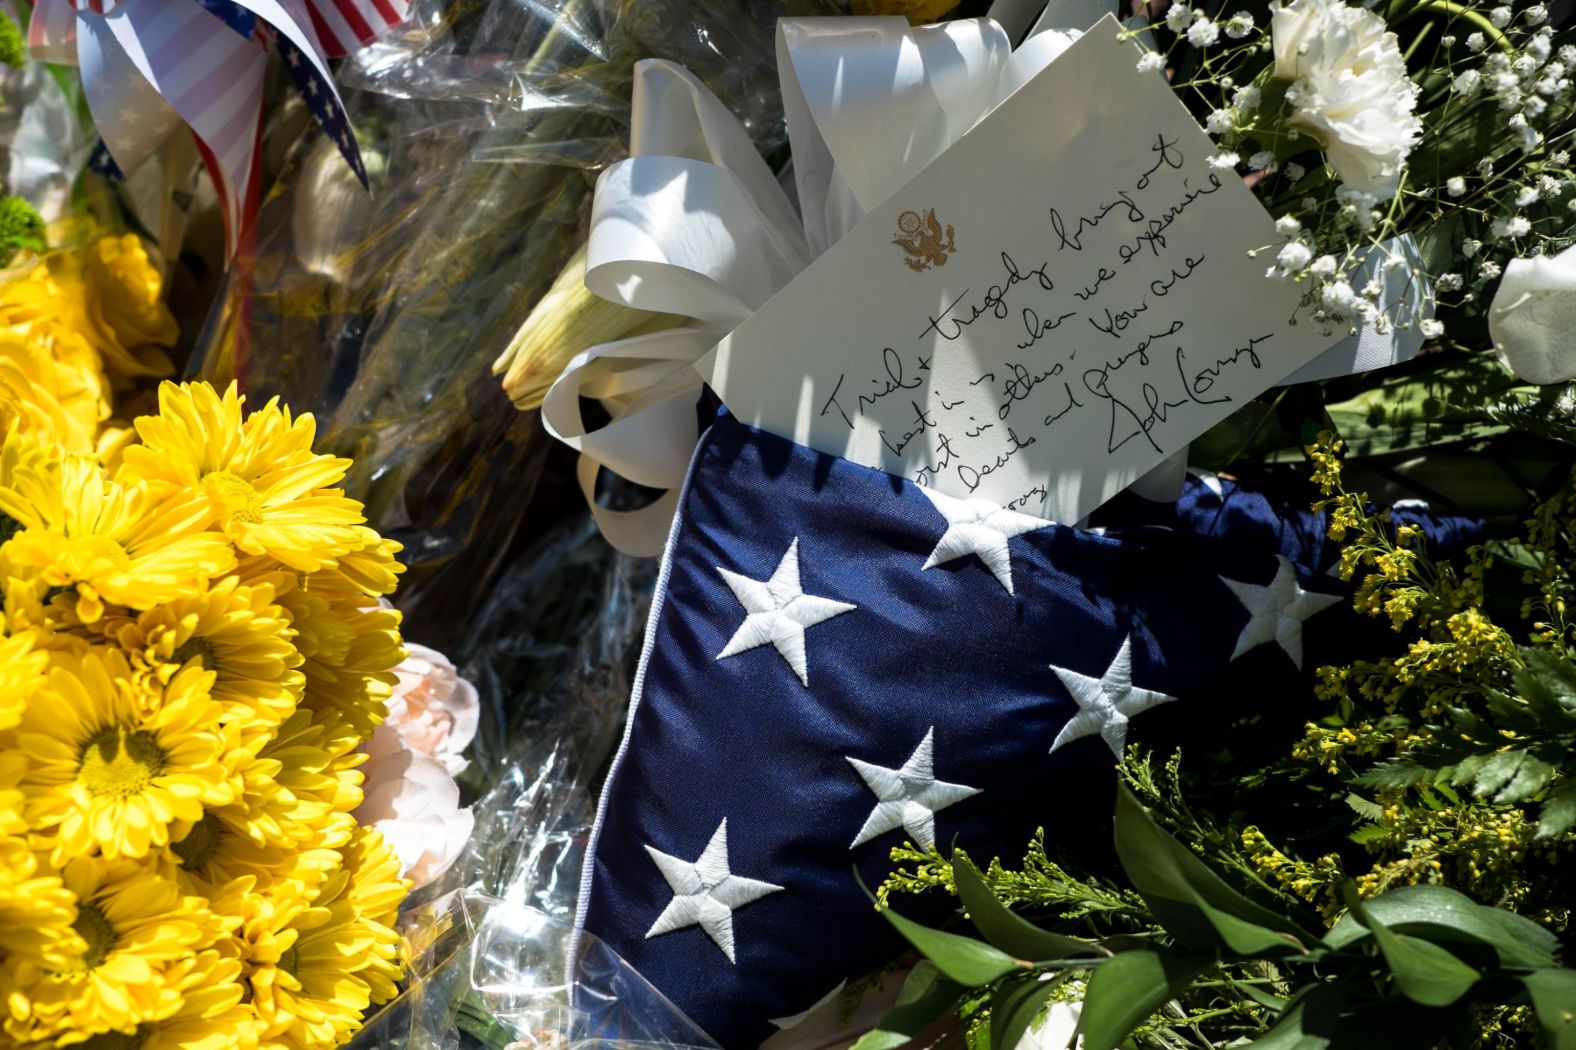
[573,412,1481,1047]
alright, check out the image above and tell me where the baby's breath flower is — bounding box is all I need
[1284,161,1307,182]
[1225,11,1254,37]
[1463,238,1483,258]
[1452,68,1481,95]
[1481,259,1503,279]
[1310,254,1338,277]
[1232,84,1262,111]
[1275,215,1302,237]
[1206,108,1234,135]
[1249,150,1278,171]
[1516,185,1541,206]
[1446,176,1467,197]
[1186,15,1220,47]
[1321,279,1359,315]
[1489,6,1512,28]
[1467,31,1487,52]
[1420,318,1445,339]
[1493,215,1533,238]
[1277,240,1313,273]
[1527,4,1549,24]
[1136,50,1166,73]
[1441,34,1456,46]
[1436,273,1463,292]
[1208,151,1240,170]
[1165,3,1192,32]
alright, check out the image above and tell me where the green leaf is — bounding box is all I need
[1113,785,1314,953]
[879,906,1024,988]
[952,854,1096,962]
[1243,983,1354,1049]
[990,975,1069,1050]
[1344,793,1384,821]
[1523,969,1576,1050]
[1342,887,1481,1007]
[1523,647,1576,709]
[1075,951,1214,1050]
[849,963,965,1050]
[1538,778,1576,840]
[1324,884,1557,970]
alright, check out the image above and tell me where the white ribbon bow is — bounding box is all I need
[545,4,1430,555]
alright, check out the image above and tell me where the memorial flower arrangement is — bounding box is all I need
[866,417,1576,1048]
[1152,0,1576,350]
[0,231,416,1048]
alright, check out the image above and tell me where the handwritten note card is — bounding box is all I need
[697,16,1330,523]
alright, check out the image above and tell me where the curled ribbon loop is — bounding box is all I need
[547,3,1434,553]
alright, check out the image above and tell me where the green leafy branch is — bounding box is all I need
[864,786,1576,1050]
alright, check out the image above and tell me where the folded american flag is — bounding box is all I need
[573,412,1480,1047]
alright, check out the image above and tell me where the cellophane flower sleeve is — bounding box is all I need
[186,0,826,649]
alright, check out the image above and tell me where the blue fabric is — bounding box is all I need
[578,413,1482,1047]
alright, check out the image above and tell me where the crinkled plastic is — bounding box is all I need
[187,0,835,647]
[355,890,718,1049]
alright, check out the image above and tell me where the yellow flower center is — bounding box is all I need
[203,471,266,525]
[171,812,221,870]
[77,724,166,799]
[71,902,115,971]
[171,634,216,669]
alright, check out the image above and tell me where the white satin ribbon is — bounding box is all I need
[545,3,1432,552]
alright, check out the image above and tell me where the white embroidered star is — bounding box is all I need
[1049,635,1177,758]
[644,819,783,964]
[284,46,300,68]
[306,77,319,96]
[1221,555,1341,669]
[847,726,981,850]
[716,538,855,686]
[917,486,1050,595]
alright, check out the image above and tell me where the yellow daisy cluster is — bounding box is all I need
[0,377,411,1050]
[0,232,176,460]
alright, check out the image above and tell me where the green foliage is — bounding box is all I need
[868,777,1576,1050]
[0,13,23,70]
[0,196,44,265]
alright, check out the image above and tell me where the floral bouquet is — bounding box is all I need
[0,231,415,1050]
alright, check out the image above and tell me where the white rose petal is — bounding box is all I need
[1489,243,1576,383]
[1271,0,1422,200]
[356,741,475,890]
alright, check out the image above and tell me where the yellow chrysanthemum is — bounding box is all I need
[120,382,368,574]
[16,649,236,861]
[0,233,175,388]
[108,574,305,737]
[0,451,233,623]
[0,326,107,452]
[163,707,355,899]
[74,950,260,1050]
[0,752,83,974]
[0,614,46,731]
[0,856,229,1044]
[241,830,406,1050]
[278,568,404,737]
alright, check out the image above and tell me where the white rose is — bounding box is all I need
[385,642,480,776]
[1488,244,1576,384]
[357,728,476,889]
[1271,0,1422,199]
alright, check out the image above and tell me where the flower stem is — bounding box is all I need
[1403,0,1513,55]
